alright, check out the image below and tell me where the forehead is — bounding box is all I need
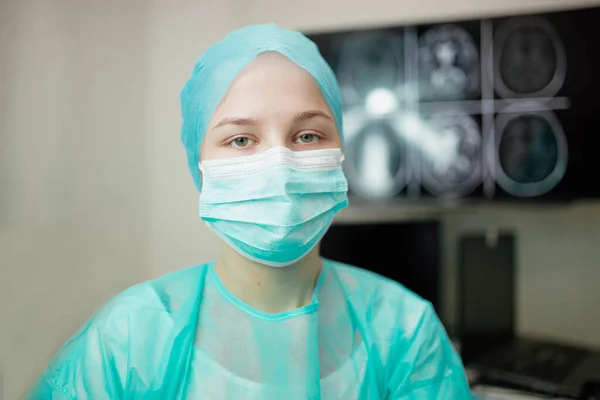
[212,52,331,117]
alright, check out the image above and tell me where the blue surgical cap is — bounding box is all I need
[180,24,344,191]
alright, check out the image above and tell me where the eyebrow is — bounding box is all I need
[293,109,334,123]
[213,117,259,129]
[212,109,334,129]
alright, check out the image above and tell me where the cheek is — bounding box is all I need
[199,130,224,162]
[332,134,342,146]
[199,142,210,162]
[200,138,221,162]
[200,142,225,162]
[327,130,342,147]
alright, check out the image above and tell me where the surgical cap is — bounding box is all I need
[180,24,344,191]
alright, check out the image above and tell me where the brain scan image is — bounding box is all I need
[348,121,406,199]
[498,115,559,184]
[357,133,396,197]
[419,25,480,101]
[421,114,482,196]
[430,42,468,93]
[495,18,565,97]
[337,33,404,103]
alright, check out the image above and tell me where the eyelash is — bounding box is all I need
[227,136,255,149]
[294,133,322,144]
[225,133,323,149]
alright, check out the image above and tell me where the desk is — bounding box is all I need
[472,384,571,399]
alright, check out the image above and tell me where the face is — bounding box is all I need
[200,52,341,162]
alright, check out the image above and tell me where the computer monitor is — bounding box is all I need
[458,234,516,364]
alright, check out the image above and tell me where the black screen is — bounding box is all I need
[458,234,516,364]
[319,221,441,312]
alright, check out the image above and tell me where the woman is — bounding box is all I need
[28,24,471,399]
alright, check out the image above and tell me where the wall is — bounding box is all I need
[0,1,243,398]
[2,0,600,399]
[441,203,600,348]
[236,0,600,32]
[1,1,151,399]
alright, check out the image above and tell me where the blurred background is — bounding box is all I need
[2,0,600,399]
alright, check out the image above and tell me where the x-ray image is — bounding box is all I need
[420,114,482,197]
[495,17,566,97]
[499,115,558,182]
[307,6,600,201]
[419,25,480,101]
[345,120,407,200]
[336,32,404,105]
[494,111,568,197]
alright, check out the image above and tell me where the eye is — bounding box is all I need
[229,136,254,148]
[295,133,321,144]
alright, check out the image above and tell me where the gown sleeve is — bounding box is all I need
[386,303,472,399]
[26,304,130,400]
[26,265,206,399]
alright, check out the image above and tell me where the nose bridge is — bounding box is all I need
[263,122,292,150]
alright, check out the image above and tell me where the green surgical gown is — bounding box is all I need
[28,259,472,399]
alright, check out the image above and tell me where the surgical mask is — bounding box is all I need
[198,146,349,267]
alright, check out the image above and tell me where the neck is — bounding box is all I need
[214,243,323,314]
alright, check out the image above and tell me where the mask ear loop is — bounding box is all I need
[197,162,204,193]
